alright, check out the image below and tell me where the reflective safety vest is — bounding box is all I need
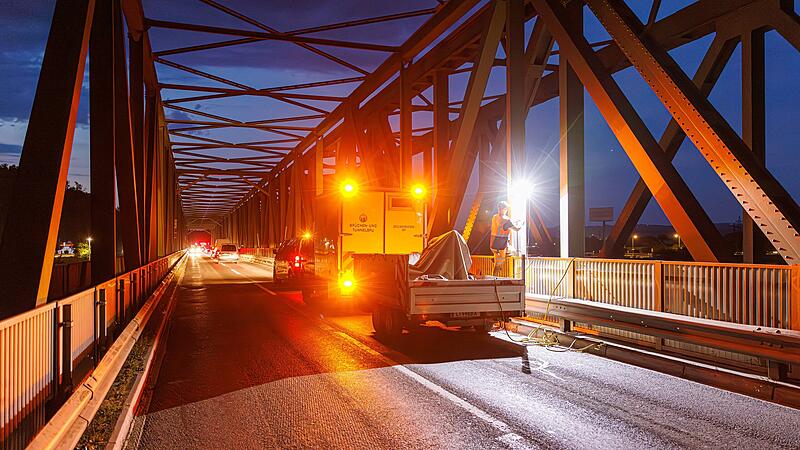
[491,214,511,238]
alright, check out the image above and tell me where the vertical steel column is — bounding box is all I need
[741,28,766,263]
[129,31,147,261]
[432,70,449,226]
[113,0,141,271]
[506,0,527,254]
[145,95,158,262]
[558,0,585,258]
[400,61,414,187]
[315,135,324,196]
[0,0,95,315]
[90,0,117,284]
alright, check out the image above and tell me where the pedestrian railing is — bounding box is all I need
[524,257,800,370]
[468,255,524,279]
[0,251,184,450]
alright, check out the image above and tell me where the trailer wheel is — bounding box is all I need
[476,319,495,333]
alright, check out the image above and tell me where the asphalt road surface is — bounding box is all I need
[130,255,800,449]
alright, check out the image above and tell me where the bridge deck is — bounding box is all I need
[131,255,800,449]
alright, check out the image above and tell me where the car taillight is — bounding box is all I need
[293,255,304,268]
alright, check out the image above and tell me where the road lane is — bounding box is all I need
[133,255,800,449]
[135,256,511,449]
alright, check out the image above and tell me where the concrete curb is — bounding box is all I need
[105,262,184,450]
[28,255,186,450]
[505,317,800,409]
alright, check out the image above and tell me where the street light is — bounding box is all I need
[673,233,681,249]
[631,234,638,250]
[87,237,92,259]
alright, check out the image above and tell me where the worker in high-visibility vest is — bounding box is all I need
[490,201,520,276]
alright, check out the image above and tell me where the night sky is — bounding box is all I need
[1,0,798,227]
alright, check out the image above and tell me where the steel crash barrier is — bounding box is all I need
[512,257,800,379]
[0,251,184,450]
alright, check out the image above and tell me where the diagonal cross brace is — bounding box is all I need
[533,0,726,262]
[586,0,800,263]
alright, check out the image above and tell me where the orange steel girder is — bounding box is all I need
[0,0,95,315]
[586,0,800,263]
[533,0,726,262]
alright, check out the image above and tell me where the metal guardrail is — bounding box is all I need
[0,251,183,450]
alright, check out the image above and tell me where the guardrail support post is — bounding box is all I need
[60,304,73,397]
[766,360,788,381]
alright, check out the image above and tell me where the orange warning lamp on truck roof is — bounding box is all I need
[410,183,427,200]
[340,179,358,198]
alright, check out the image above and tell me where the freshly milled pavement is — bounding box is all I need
[132,255,800,449]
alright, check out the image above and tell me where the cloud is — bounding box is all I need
[0,117,90,189]
[0,143,21,154]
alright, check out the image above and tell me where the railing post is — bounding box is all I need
[653,261,664,350]
[59,304,73,397]
[97,288,107,352]
[792,265,800,331]
[653,261,663,312]
[131,272,137,311]
[560,259,576,332]
[566,259,575,298]
[118,278,125,326]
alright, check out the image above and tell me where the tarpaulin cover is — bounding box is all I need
[408,230,472,280]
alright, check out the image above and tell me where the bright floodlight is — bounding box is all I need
[340,179,357,198]
[510,178,534,199]
[302,231,312,240]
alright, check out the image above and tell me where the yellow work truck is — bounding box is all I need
[272,181,426,304]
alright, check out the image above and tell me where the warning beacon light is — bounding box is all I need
[340,179,358,198]
[410,183,427,200]
[339,272,356,294]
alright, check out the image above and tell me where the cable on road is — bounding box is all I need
[491,257,601,353]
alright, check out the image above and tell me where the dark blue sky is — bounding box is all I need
[1,0,798,227]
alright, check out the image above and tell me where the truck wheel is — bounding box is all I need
[372,310,386,337]
[381,308,405,341]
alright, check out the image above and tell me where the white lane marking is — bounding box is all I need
[332,331,534,450]
[231,268,533,448]
[250,281,280,297]
[230,268,241,275]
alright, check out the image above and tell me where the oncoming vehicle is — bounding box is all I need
[217,244,239,263]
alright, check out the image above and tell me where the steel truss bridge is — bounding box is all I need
[0,0,799,448]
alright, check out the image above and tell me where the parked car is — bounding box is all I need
[273,236,336,303]
[217,244,239,263]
